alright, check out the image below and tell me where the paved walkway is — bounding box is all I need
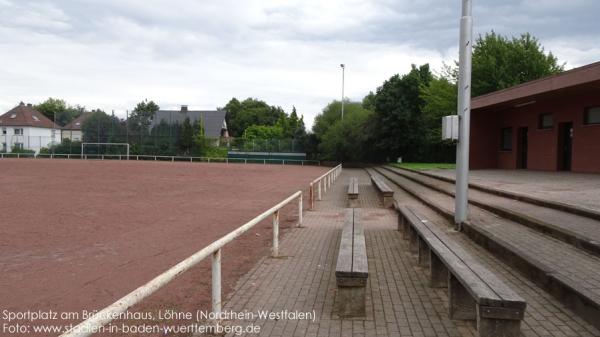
[209,169,599,337]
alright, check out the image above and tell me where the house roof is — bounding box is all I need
[63,112,93,130]
[472,61,600,111]
[0,102,58,129]
[151,107,228,138]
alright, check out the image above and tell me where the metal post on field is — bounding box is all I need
[455,0,473,227]
[211,249,221,319]
[272,210,279,257]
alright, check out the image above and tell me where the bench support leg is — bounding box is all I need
[336,284,366,318]
[409,227,418,254]
[397,212,403,233]
[429,252,448,288]
[449,274,476,320]
[382,196,394,208]
[418,238,430,267]
[476,306,522,337]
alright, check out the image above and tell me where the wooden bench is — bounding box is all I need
[347,177,359,208]
[335,208,368,317]
[370,174,394,208]
[397,205,526,337]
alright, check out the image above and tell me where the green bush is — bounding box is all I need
[10,146,36,154]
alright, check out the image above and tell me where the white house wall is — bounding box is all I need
[1,126,61,153]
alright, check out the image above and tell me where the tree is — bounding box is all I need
[243,125,284,140]
[81,110,124,147]
[179,117,194,154]
[35,98,84,126]
[129,100,159,134]
[313,100,365,140]
[318,105,372,161]
[312,100,370,161]
[419,76,458,162]
[223,98,286,136]
[367,64,433,162]
[472,32,564,96]
[193,118,207,151]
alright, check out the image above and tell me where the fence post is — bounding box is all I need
[309,183,314,210]
[272,210,279,257]
[318,180,322,200]
[298,193,303,227]
[212,249,222,320]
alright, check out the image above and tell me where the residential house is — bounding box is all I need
[151,105,229,138]
[62,112,93,142]
[0,102,62,153]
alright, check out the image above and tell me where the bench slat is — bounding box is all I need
[347,177,358,196]
[351,209,369,276]
[400,207,503,306]
[371,174,394,195]
[335,209,354,278]
[426,220,526,309]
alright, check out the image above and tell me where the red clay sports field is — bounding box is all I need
[0,159,326,336]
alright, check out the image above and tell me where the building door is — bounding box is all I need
[517,127,528,169]
[558,122,573,171]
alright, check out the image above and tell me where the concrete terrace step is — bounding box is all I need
[394,166,600,221]
[371,167,600,331]
[382,165,600,258]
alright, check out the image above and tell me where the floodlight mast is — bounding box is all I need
[340,64,345,120]
[455,0,473,227]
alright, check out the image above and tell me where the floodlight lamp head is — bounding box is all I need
[340,64,345,69]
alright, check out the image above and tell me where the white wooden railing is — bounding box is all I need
[59,191,303,337]
[309,164,343,209]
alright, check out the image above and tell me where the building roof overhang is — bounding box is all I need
[472,61,600,112]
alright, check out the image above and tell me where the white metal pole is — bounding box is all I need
[272,211,279,257]
[211,249,221,317]
[455,0,473,226]
[341,64,345,120]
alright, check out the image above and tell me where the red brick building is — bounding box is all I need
[470,61,600,174]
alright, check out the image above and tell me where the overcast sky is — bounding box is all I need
[1,0,598,128]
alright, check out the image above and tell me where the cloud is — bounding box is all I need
[0,0,598,128]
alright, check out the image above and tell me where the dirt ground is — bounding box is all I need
[0,159,326,336]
